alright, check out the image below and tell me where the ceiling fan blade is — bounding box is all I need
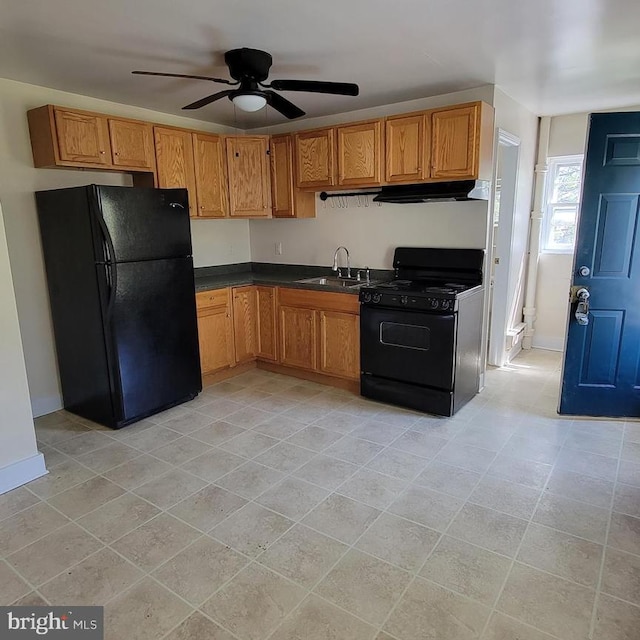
[182,90,234,110]
[132,71,235,85]
[264,91,305,119]
[269,79,359,96]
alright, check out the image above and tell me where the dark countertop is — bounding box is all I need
[194,262,393,295]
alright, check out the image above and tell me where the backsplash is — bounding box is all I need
[249,196,490,270]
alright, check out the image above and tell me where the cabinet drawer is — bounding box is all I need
[278,287,360,314]
[196,288,229,310]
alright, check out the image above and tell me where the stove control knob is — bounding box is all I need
[372,293,382,304]
[400,295,408,305]
[441,300,450,310]
[362,292,372,303]
[429,298,439,309]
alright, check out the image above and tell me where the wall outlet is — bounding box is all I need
[275,242,283,256]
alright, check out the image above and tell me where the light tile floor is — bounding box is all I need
[1,349,639,639]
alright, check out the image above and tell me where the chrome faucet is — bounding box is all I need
[332,246,351,278]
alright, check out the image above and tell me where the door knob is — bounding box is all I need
[574,287,590,326]
[578,266,590,277]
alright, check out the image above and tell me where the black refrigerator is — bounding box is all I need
[37,185,202,429]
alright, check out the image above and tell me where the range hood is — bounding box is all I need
[373,180,490,204]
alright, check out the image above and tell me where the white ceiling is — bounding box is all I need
[1,0,639,128]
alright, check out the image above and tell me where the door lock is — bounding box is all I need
[572,287,590,326]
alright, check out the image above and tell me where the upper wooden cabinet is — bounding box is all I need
[270,135,315,219]
[429,102,493,180]
[153,126,198,216]
[232,286,258,364]
[294,128,336,189]
[336,120,383,187]
[108,119,155,170]
[54,109,111,166]
[28,106,111,168]
[193,133,229,218]
[28,99,495,214]
[385,102,494,183]
[385,113,428,183]
[27,106,158,174]
[226,136,271,217]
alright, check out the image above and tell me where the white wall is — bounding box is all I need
[250,86,494,269]
[251,198,488,269]
[0,202,45,492]
[533,105,640,351]
[491,89,539,336]
[0,78,251,416]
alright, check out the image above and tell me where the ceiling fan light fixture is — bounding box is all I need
[232,92,267,112]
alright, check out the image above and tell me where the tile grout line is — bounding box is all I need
[475,416,576,640]
[372,411,532,639]
[587,423,626,639]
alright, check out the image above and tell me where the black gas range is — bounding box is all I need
[359,248,484,417]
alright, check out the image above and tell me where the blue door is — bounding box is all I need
[560,112,640,416]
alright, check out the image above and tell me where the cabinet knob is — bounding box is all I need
[100,150,106,155]
[114,152,119,156]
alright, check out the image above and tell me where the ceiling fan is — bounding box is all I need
[132,47,359,119]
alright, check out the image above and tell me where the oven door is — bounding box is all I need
[360,305,456,390]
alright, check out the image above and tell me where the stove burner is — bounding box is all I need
[373,280,474,296]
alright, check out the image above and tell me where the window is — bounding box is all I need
[542,155,583,253]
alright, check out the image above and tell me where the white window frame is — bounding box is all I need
[541,154,584,254]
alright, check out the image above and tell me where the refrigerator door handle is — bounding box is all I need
[169,202,185,209]
[96,213,118,320]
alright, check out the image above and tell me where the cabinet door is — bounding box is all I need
[232,286,258,364]
[430,104,479,179]
[226,137,271,217]
[193,133,229,218]
[294,128,336,188]
[54,108,111,165]
[270,135,295,218]
[108,119,155,170]
[256,286,278,361]
[279,306,317,370]
[197,305,235,374]
[337,120,383,187]
[154,127,198,217]
[319,311,360,380]
[385,113,427,183]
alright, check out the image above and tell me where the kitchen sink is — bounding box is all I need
[296,276,377,288]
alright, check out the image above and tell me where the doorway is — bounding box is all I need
[487,130,521,367]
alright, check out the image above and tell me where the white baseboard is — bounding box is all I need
[31,395,63,418]
[0,453,47,495]
[532,336,565,351]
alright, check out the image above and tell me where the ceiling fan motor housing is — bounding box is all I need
[224,48,272,82]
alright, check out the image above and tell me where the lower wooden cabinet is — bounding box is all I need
[277,288,360,380]
[196,289,234,375]
[196,285,359,383]
[318,311,360,379]
[256,286,278,361]
[232,286,258,363]
[279,306,318,370]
